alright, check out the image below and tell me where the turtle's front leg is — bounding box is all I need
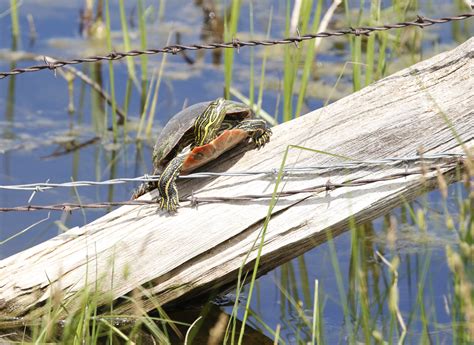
[158,153,187,212]
[237,119,272,148]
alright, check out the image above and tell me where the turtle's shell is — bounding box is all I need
[152,100,252,171]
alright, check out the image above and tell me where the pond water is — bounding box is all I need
[0,0,472,343]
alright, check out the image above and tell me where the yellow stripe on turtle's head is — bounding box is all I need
[194,97,227,146]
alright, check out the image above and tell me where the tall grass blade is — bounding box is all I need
[327,229,354,342]
[118,0,139,91]
[224,0,242,99]
[282,0,295,122]
[145,33,171,137]
[295,0,323,117]
[105,0,118,139]
[137,0,149,111]
[9,0,20,39]
[237,145,292,344]
[312,280,320,345]
[249,1,254,106]
[256,6,273,116]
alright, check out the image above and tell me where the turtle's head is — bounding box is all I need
[194,97,227,146]
[223,100,253,119]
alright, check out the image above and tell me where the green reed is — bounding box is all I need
[118,0,138,91]
[224,0,242,99]
[137,0,149,110]
[9,0,20,39]
[248,1,255,106]
[282,0,293,122]
[145,43,169,137]
[295,0,323,118]
[104,0,118,139]
[257,5,273,117]
[282,0,316,121]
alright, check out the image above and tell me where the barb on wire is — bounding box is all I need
[0,155,467,212]
[0,153,466,192]
[0,162,462,212]
[0,13,472,79]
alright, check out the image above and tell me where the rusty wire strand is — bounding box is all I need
[0,156,467,212]
[0,153,466,191]
[0,12,472,79]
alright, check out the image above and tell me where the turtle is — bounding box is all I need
[132,97,272,211]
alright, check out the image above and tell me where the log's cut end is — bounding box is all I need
[0,38,473,321]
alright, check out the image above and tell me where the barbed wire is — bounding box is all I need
[0,153,468,212]
[0,162,463,212]
[0,153,466,192]
[0,12,472,80]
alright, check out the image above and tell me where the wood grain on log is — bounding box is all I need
[0,38,472,321]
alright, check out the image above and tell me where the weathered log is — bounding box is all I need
[0,37,472,322]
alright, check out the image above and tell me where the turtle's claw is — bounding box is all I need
[253,128,272,149]
[159,195,179,213]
